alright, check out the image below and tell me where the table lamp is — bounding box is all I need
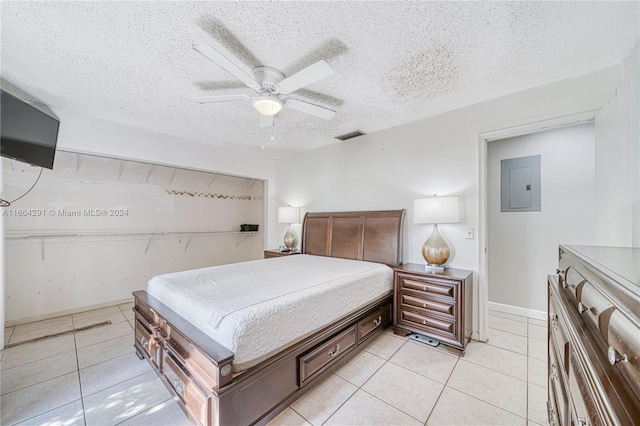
[413,195,460,272]
[278,206,300,251]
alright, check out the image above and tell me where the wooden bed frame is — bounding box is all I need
[132,210,405,426]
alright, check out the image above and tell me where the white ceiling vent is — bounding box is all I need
[335,130,366,141]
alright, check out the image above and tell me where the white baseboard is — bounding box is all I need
[488,301,547,321]
[5,297,133,328]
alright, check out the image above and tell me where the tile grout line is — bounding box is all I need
[423,353,460,425]
[74,330,89,426]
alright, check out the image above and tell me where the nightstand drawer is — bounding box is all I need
[400,291,455,318]
[399,308,456,338]
[397,273,456,300]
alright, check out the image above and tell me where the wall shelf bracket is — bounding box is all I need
[144,236,152,254]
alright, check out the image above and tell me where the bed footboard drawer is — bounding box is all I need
[134,319,162,368]
[162,350,211,426]
[299,325,357,386]
[358,303,391,342]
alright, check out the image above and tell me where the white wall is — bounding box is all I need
[274,65,623,334]
[594,43,640,246]
[3,151,264,322]
[487,124,596,312]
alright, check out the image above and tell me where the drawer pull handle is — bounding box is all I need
[550,315,558,330]
[578,302,589,314]
[422,320,428,325]
[550,362,558,380]
[139,336,148,348]
[422,286,428,291]
[328,344,340,357]
[174,379,185,396]
[607,346,628,365]
[373,316,382,326]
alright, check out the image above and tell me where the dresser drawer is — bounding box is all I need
[399,308,456,339]
[299,325,357,386]
[396,273,456,300]
[568,349,604,426]
[400,291,455,319]
[134,319,162,368]
[357,303,391,343]
[163,350,210,426]
[549,338,569,426]
[606,310,640,399]
[549,287,570,371]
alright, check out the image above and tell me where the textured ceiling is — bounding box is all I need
[1,1,638,159]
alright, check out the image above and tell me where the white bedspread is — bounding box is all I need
[147,255,392,371]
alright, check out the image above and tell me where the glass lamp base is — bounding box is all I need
[422,224,450,269]
[283,226,296,249]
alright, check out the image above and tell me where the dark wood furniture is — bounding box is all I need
[133,210,405,426]
[263,249,299,259]
[548,245,640,425]
[392,264,472,356]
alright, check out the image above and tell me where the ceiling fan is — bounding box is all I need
[190,44,337,127]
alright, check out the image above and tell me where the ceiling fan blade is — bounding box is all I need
[193,44,261,91]
[260,115,274,127]
[189,94,251,104]
[285,98,336,120]
[278,60,334,94]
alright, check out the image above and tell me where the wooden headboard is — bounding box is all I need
[301,210,405,267]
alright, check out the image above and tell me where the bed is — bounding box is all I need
[132,210,405,426]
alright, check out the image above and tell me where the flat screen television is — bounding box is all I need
[1,89,59,169]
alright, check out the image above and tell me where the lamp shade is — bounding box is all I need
[278,206,300,224]
[413,196,460,224]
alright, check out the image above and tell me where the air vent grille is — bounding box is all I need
[335,130,366,141]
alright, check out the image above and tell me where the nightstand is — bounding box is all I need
[393,263,473,356]
[264,249,300,259]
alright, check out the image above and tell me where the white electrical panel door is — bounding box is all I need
[501,155,541,212]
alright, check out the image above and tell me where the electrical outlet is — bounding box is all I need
[466,228,474,239]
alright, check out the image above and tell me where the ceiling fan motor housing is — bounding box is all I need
[251,66,285,93]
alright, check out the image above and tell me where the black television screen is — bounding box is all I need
[1,89,59,169]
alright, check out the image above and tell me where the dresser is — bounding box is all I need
[393,264,472,355]
[548,245,640,426]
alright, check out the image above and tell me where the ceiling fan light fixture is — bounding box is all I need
[252,95,283,116]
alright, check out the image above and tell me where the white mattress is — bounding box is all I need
[147,254,392,371]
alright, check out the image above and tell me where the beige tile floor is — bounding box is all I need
[1,306,549,425]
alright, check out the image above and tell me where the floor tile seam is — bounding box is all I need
[484,338,529,357]
[486,325,528,338]
[76,332,133,352]
[73,332,89,426]
[384,358,451,385]
[0,362,81,396]
[288,405,314,426]
[341,351,388,389]
[0,348,78,372]
[3,397,84,426]
[0,369,81,400]
[362,335,407,360]
[112,396,175,426]
[438,384,529,423]
[422,378,450,426]
[455,358,529,385]
[354,387,429,424]
[80,369,154,399]
[464,347,529,372]
[75,331,134,350]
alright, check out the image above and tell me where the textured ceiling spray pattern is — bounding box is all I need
[0,1,638,158]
